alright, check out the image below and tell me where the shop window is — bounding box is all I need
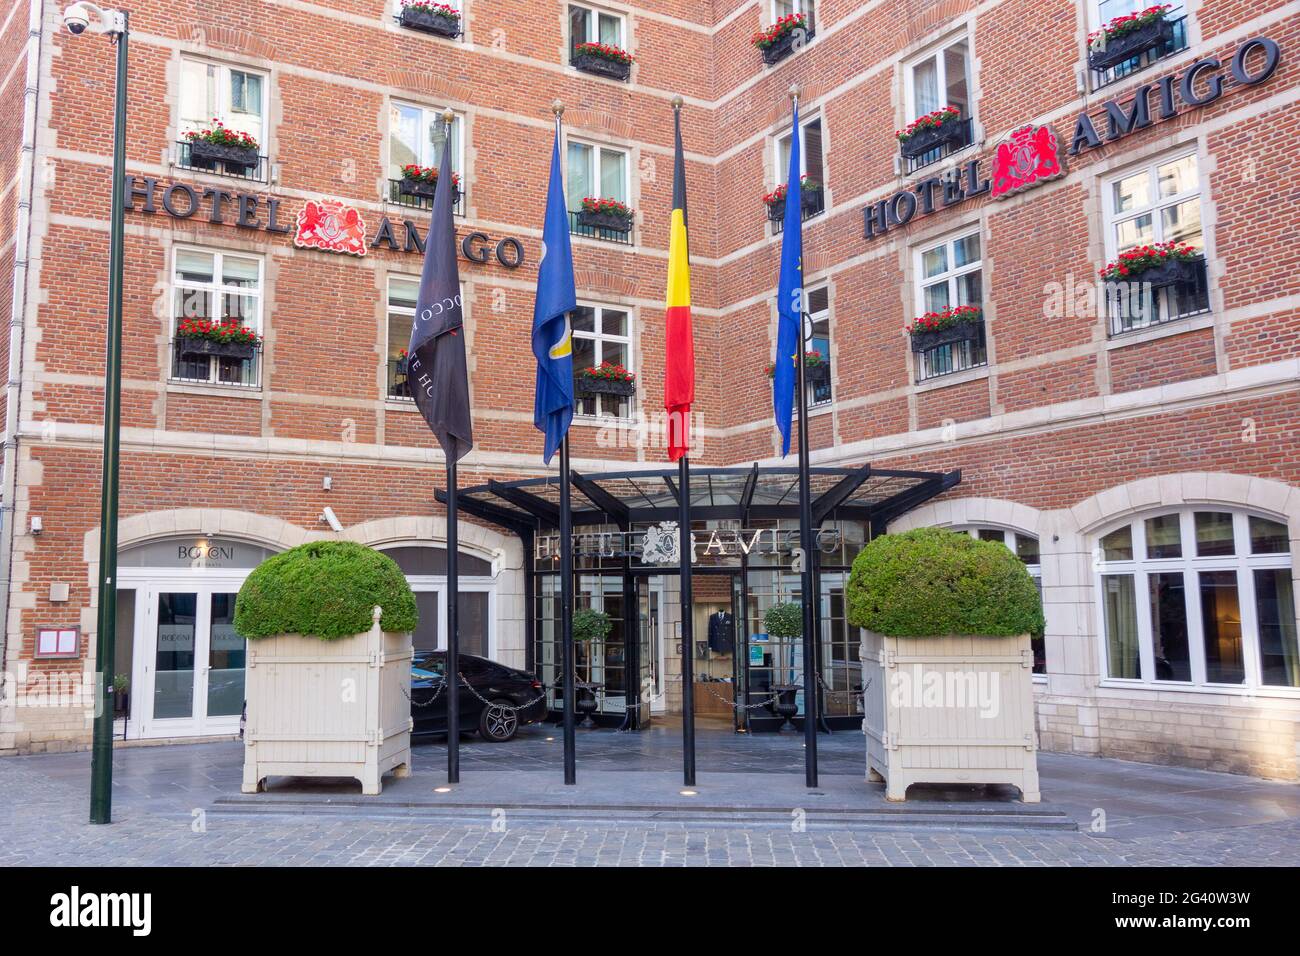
[388,102,464,213]
[170,247,262,388]
[178,58,268,181]
[1095,509,1298,689]
[770,115,825,234]
[567,140,632,244]
[1088,0,1189,89]
[912,230,986,382]
[903,35,974,172]
[572,303,634,419]
[965,528,1045,674]
[1102,151,1209,335]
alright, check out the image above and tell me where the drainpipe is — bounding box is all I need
[0,0,45,699]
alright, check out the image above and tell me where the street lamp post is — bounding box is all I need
[66,1,130,825]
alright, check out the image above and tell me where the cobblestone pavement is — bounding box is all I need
[4,728,1299,866]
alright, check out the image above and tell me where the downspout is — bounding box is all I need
[0,0,46,698]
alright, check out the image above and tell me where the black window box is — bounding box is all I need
[805,362,830,388]
[398,177,462,203]
[1120,255,1205,291]
[575,376,636,397]
[1088,18,1176,71]
[899,119,968,160]
[177,337,258,361]
[187,140,259,171]
[576,209,633,234]
[399,7,462,38]
[910,321,983,353]
[766,189,824,221]
[759,28,813,65]
[572,53,632,81]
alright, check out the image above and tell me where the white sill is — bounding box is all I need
[385,397,417,411]
[1098,678,1300,701]
[572,414,636,427]
[1105,312,1214,349]
[913,364,989,393]
[166,381,262,400]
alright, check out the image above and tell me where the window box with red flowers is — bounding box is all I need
[398,0,462,38]
[1100,241,1204,290]
[183,121,260,171]
[576,197,634,234]
[575,361,636,397]
[398,164,462,202]
[764,177,824,222]
[752,13,813,65]
[907,305,983,352]
[395,348,409,375]
[1087,5,1175,71]
[896,106,967,160]
[765,351,830,390]
[176,319,262,360]
[572,42,634,81]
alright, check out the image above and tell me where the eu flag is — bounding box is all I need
[532,123,577,463]
[408,118,473,462]
[773,100,803,458]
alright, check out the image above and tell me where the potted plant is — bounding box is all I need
[176,317,262,360]
[398,163,461,201]
[752,12,812,65]
[395,348,409,374]
[1088,4,1175,71]
[398,0,462,38]
[763,176,823,221]
[572,41,634,81]
[1100,240,1203,289]
[235,541,418,795]
[897,106,966,159]
[570,609,610,726]
[183,119,259,171]
[762,602,804,729]
[112,673,129,718]
[906,304,983,352]
[575,360,636,396]
[576,196,634,234]
[848,527,1045,802]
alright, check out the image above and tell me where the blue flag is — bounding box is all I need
[532,123,577,463]
[773,101,803,458]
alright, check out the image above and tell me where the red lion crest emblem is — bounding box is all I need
[293,200,368,256]
[990,125,1063,199]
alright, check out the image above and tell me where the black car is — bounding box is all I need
[410,650,547,742]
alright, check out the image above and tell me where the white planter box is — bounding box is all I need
[242,608,413,795]
[861,631,1040,803]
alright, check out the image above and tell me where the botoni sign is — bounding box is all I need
[125,175,526,268]
[862,35,1281,242]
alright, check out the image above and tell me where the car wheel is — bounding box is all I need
[479,699,518,742]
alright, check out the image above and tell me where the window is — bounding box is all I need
[903,36,973,170]
[388,102,464,212]
[567,140,631,243]
[1102,151,1209,334]
[1096,510,1298,690]
[386,276,418,400]
[569,3,624,59]
[772,115,825,232]
[772,0,815,32]
[913,231,985,381]
[1089,0,1189,87]
[179,59,268,180]
[170,248,262,388]
[572,303,633,419]
[964,528,1045,673]
[805,287,832,407]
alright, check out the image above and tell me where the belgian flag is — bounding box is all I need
[664,104,694,462]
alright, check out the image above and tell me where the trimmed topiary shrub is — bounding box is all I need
[847,527,1044,638]
[234,541,418,640]
[764,601,803,638]
[572,607,612,643]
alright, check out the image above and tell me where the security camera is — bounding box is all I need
[320,506,344,533]
[63,3,90,33]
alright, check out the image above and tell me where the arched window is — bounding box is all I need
[1095,509,1298,689]
[959,527,1044,674]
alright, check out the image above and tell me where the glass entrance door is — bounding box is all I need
[143,589,245,736]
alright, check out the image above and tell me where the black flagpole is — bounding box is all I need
[796,317,819,788]
[559,437,576,784]
[447,456,460,784]
[679,453,696,786]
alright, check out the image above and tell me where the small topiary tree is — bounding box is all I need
[234,541,418,640]
[763,600,804,638]
[572,607,612,643]
[847,527,1044,637]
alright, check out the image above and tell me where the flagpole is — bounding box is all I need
[791,84,818,789]
[440,108,462,787]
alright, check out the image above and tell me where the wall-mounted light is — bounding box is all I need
[30,516,42,535]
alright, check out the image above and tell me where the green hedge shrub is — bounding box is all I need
[847,527,1044,638]
[763,601,803,638]
[234,541,418,640]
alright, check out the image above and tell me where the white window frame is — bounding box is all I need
[178,57,270,150]
[804,285,832,409]
[169,245,263,387]
[1087,0,1188,37]
[568,3,626,53]
[572,301,634,421]
[773,113,823,186]
[565,139,630,208]
[911,229,985,381]
[386,275,419,401]
[903,34,973,125]
[771,0,815,31]
[1094,508,1299,695]
[387,101,465,185]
